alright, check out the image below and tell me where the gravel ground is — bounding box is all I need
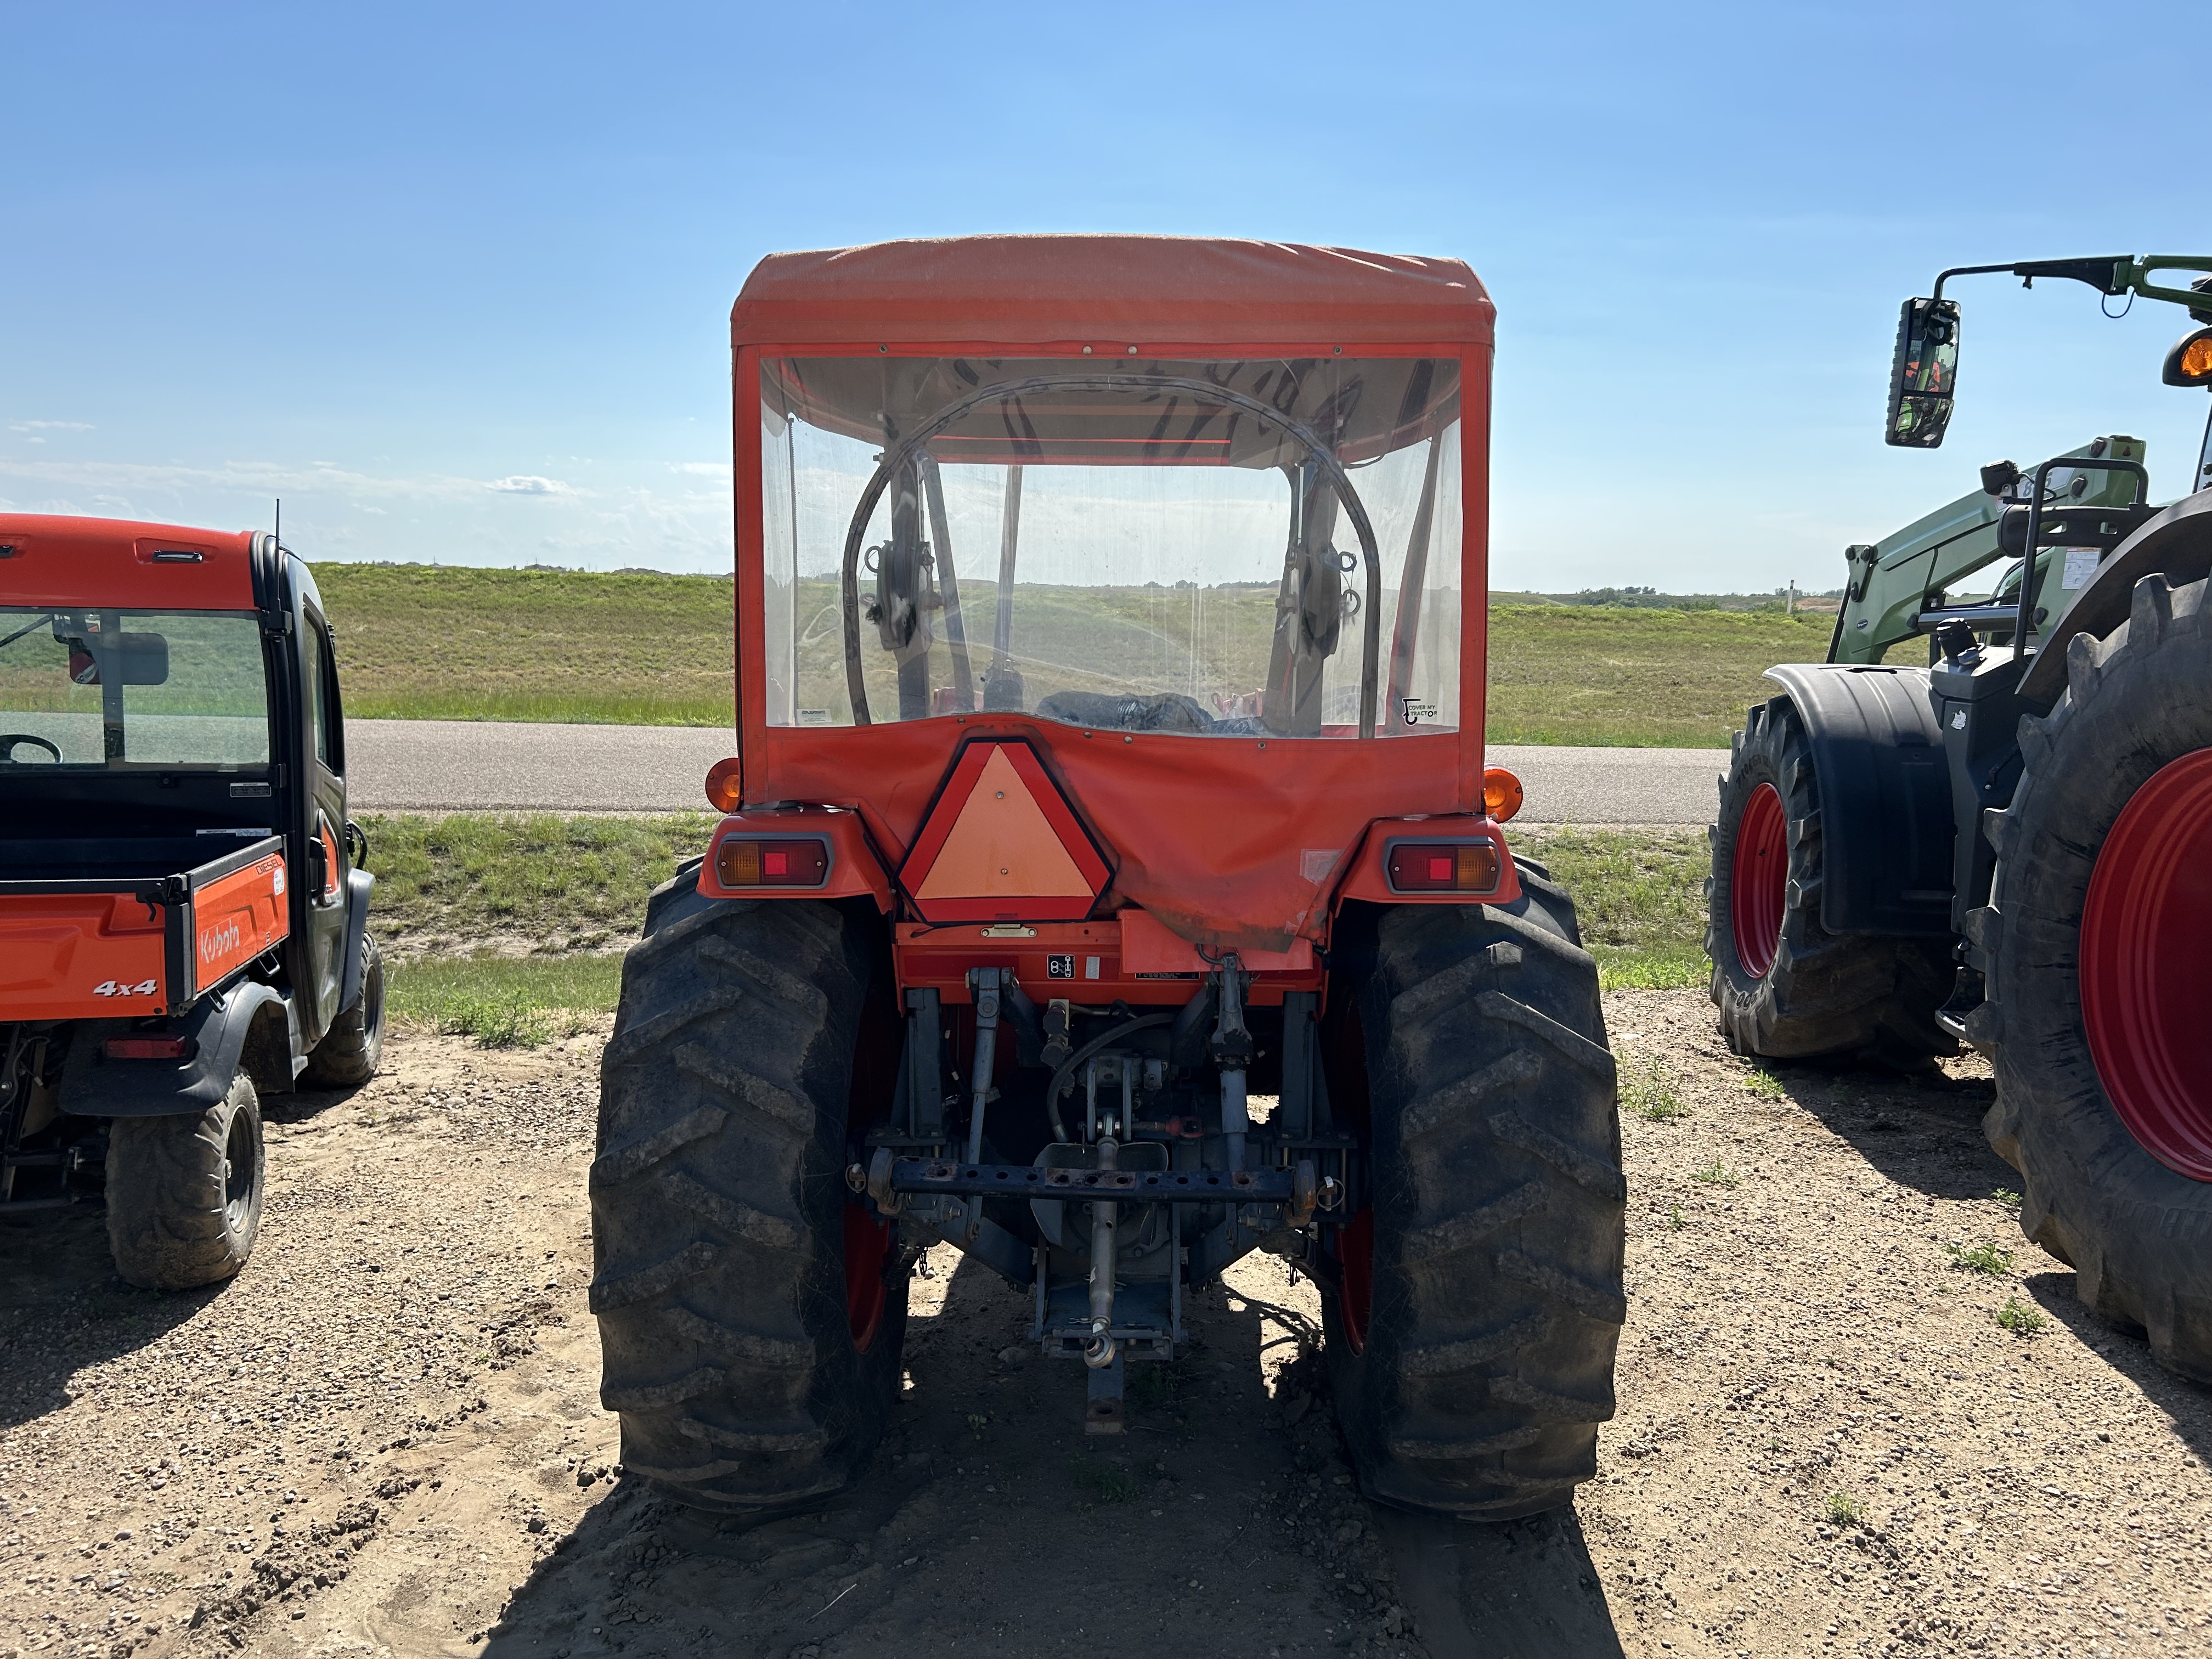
[4,991,2209,1659]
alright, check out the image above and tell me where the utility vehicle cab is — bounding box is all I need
[0,515,383,1288]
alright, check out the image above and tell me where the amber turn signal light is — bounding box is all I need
[1483,765,1525,823]
[704,756,743,812]
[715,836,831,889]
[2163,326,2212,387]
[1384,840,1503,895]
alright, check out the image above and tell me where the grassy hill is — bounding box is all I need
[314,563,1846,746]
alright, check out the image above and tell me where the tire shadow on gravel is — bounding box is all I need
[1756,1059,2014,1204]
[1373,1504,1623,1659]
[478,1246,1440,1658]
[0,1202,223,1434]
[2018,1267,2212,1464]
[0,1081,376,1437]
[261,1078,374,1126]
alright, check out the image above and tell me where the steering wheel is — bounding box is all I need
[0,733,63,764]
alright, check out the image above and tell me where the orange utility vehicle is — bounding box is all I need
[1,516,384,1288]
[592,237,1623,1522]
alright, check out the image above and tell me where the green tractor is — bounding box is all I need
[1709,255,2212,1381]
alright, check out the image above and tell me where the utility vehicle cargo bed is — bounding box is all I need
[0,835,290,1021]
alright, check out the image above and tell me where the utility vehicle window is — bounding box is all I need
[759,356,1463,737]
[0,608,269,768]
[303,617,334,769]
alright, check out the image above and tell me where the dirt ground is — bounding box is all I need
[5,990,2210,1659]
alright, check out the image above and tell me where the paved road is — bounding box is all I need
[347,719,1724,825]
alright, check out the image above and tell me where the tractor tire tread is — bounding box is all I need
[298,935,386,1090]
[591,889,906,1514]
[1977,572,2212,1384]
[105,1073,265,1290]
[1325,884,1623,1522]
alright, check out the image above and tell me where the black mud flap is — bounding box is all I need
[58,981,291,1117]
[1761,663,1955,936]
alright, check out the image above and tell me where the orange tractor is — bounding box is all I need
[591,236,1623,1521]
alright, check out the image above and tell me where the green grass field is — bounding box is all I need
[314,563,1844,747]
[365,813,1708,1042]
[1486,603,1837,747]
[315,564,738,725]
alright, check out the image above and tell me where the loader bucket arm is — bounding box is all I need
[1829,438,2146,664]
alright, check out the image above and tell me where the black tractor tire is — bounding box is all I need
[1707,695,1954,1063]
[589,880,906,1515]
[299,933,387,1089]
[1976,573,2212,1383]
[1322,865,1626,1520]
[106,1072,266,1290]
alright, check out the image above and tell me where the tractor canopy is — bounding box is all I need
[727,237,1497,952]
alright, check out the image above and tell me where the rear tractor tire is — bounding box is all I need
[590,874,906,1515]
[1708,696,1953,1064]
[105,1071,266,1290]
[1978,573,2212,1382]
[1322,865,1626,1520]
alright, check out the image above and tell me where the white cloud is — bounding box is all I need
[8,420,94,433]
[672,461,732,479]
[0,453,730,571]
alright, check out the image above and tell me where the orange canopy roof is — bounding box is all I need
[731,235,1493,348]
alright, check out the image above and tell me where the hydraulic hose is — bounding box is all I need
[1045,1013,1173,1143]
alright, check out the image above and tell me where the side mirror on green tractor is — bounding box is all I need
[1886,296,1961,448]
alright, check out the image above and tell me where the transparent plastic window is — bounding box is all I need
[759,355,1462,738]
[0,608,269,768]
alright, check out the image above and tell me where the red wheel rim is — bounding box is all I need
[843,1203,892,1352]
[2080,747,2212,1181]
[1338,1210,1374,1355]
[1730,781,1790,978]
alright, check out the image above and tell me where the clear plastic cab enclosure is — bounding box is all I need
[727,236,1498,953]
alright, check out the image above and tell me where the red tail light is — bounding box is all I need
[104,1036,193,1060]
[1384,839,1503,895]
[715,836,831,888]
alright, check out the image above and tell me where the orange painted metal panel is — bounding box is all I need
[191,853,290,994]
[1118,909,1313,974]
[0,893,168,1021]
[0,514,257,608]
[894,919,1319,1009]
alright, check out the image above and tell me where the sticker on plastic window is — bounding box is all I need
[2062,548,2102,590]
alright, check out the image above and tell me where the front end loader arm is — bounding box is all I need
[1829,439,2144,664]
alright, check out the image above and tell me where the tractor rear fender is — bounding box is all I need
[2016,487,2212,708]
[1760,664,1956,937]
[696,808,895,909]
[1331,814,1521,909]
[57,980,294,1118]
[337,868,376,1012]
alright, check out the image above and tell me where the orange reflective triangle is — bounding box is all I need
[915,747,1093,901]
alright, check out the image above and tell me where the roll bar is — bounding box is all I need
[837,373,1387,738]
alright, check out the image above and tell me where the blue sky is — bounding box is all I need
[4,1,2208,592]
